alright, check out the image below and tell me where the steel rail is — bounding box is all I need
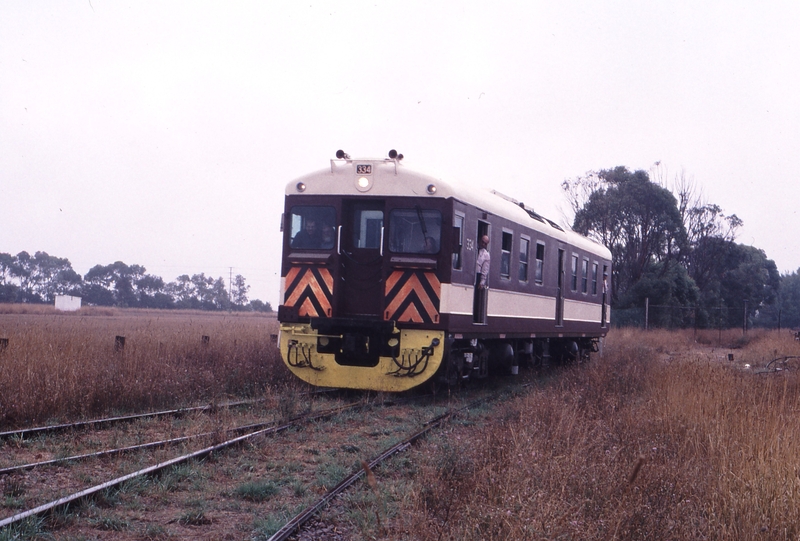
[0,392,414,476]
[0,418,286,476]
[0,398,263,441]
[266,398,485,541]
[0,401,364,530]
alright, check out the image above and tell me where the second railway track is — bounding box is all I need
[0,382,513,539]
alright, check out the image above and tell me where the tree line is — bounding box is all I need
[564,166,799,329]
[0,252,272,312]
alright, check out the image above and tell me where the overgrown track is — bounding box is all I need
[0,375,537,538]
[0,398,264,442]
[0,401,366,530]
[272,382,535,541]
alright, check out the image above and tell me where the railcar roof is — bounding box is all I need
[285,157,611,260]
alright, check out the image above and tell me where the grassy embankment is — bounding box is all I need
[377,328,800,540]
[0,305,285,427]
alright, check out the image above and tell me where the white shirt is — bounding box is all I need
[476,247,490,286]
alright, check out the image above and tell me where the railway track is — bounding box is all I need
[0,401,259,442]
[270,380,536,541]
[0,385,453,537]
[0,401,364,530]
[0,379,530,538]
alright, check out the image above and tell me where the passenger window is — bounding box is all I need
[519,237,529,282]
[352,209,384,249]
[582,258,589,293]
[389,208,442,254]
[453,214,464,269]
[571,255,579,291]
[500,231,512,279]
[535,242,545,284]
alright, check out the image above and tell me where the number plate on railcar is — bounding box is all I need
[356,164,372,175]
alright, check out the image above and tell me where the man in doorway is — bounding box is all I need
[473,235,490,323]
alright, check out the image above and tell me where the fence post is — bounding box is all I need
[743,299,748,336]
[645,297,649,331]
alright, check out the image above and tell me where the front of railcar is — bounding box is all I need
[277,151,449,392]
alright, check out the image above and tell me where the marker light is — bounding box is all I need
[296,182,306,192]
[427,184,437,195]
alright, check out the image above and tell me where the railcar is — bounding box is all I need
[277,150,611,392]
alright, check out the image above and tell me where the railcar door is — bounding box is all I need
[339,200,385,317]
[556,248,565,326]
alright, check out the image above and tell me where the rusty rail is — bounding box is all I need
[0,402,363,530]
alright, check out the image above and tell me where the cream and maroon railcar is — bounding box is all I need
[277,151,611,392]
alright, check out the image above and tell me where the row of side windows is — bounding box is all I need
[501,233,545,285]
[570,254,601,295]
[451,215,602,295]
[452,215,545,286]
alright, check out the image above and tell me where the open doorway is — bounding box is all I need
[473,220,490,324]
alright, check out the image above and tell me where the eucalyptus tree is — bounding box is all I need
[569,166,686,305]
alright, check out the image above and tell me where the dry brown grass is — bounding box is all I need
[390,328,800,540]
[0,308,285,427]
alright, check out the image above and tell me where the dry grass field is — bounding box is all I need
[3,306,800,540]
[378,328,800,540]
[0,305,284,428]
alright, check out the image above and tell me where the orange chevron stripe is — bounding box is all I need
[385,269,403,292]
[285,270,316,306]
[398,303,424,323]
[285,266,301,285]
[423,271,441,292]
[384,271,440,321]
[318,268,333,292]
[285,267,332,316]
[298,296,319,317]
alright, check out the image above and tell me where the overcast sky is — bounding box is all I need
[2,1,798,305]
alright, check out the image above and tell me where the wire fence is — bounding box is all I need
[611,299,782,332]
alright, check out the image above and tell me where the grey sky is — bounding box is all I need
[2,1,798,305]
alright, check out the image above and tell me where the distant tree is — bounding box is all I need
[564,165,784,329]
[570,167,686,304]
[84,262,158,307]
[166,275,195,308]
[231,274,250,308]
[6,251,78,303]
[47,268,83,300]
[0,252,14,284]
[190,273,217,309]
[207,276,230,310]
[688,242,779,328]
[136,274,172,309]
[0,253,19,303]
[165,273,230,310]
[717,244,780,328]
[777,270,800,329]
[10,251,37,301]
[1,249,264,314]
[670,171,743,291]
[618,260,701,328]
[248,299,273,313]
